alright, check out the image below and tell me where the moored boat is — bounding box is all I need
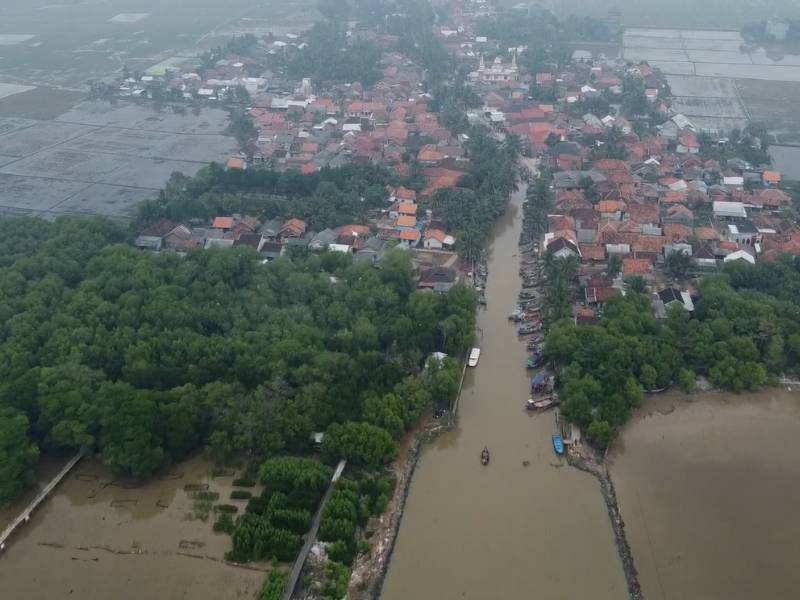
[552,434,564,455]
[468,347,481,367]
[480,446,490,465]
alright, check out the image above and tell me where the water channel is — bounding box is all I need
[381,176,626,600]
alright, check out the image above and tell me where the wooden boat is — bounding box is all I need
[527,396,555,410]
[526,355,542,369]
[552,434,564,455]
[480,446,490,465]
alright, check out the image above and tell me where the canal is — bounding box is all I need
[381,172,626,599]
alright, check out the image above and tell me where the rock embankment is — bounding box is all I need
[567,448,643,600]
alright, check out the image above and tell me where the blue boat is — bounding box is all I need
[552,434,564,456]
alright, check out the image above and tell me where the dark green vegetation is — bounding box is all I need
[137,162,394,232]
[0,218,476,503]
[318,473,395,565]
[430,129,521,260]
[743,19,800,44]
[258,571,289,600]
[699,123,773,167]
[545,258,800,448]
[231,457,330,562]
[478,10,615,73]
[285,22,382,86]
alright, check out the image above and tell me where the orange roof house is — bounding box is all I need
[393,186,417,202]
[335,224,370,237]
[693,227,719,241]
[663,223,691,242]
[396,202,417,216]
[212,216,234,230]
[226,157,246,170]
[396,215,417,228]
[280,218,307,238]
[762,171,781,185]
[623,258,653,276]
[398,229,421,243]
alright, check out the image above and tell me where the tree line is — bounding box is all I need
[0,217,475,503]
[544,257,800,449]
[429,128,521,260]
[136,162,398,232]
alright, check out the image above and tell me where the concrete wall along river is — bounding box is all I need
[381,174,626,599]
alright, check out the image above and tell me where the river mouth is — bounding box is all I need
[610,389,800,600]
[381,165,626,600]
[0,455,267,600]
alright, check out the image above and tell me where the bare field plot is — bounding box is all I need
[738,79,800,142]
[0,102,237,218]
[667,75,739,98]
[0,121,97,157]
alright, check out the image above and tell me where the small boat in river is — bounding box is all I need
[468,347,481,367]
[552,434,564,455]
[480,446,490,465]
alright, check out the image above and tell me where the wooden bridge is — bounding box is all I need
[0,450,84,552]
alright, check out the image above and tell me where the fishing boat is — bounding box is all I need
[468,347,481,367]
[552,434,564,456]
[526,355,542,369]
[480,446,490,465]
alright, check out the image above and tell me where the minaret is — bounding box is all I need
[479,54,485,72]
[511,50,517,71]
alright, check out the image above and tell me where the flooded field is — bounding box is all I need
[769,145,800,177]
[611,390,800,600]
[622,27,800,138]
[0,101,237,219]
[0,454,266,600]
[381,168,625,600]
[526,0,800,28]
[0,0,317,88]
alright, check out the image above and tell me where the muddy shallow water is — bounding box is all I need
[381,169,626,600]
[610,390,800,600]
[0,455,265,600]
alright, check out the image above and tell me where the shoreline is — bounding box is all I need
[345,428,426,599]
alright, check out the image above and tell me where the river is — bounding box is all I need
[381,171,626,600]
[610,389,800,600]
[0,455,266,599]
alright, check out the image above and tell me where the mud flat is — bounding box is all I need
[0,455,266,600]
[610,390,800,600]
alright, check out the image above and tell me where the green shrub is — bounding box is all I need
[258,571,288,600]
[213,512,235,534]
[231,489,252,500]
[215,504,238,514]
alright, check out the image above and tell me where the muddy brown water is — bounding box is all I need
[610,390,800,600]
[0,455,266,599]
[381,173,626,600]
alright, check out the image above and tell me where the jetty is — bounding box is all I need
[282,459,346,600]
[567,447,643,600]
[0,450,85,552]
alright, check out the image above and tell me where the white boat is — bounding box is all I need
[468,347,481,367]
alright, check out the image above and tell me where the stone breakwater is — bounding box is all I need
[567,449,643,600]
